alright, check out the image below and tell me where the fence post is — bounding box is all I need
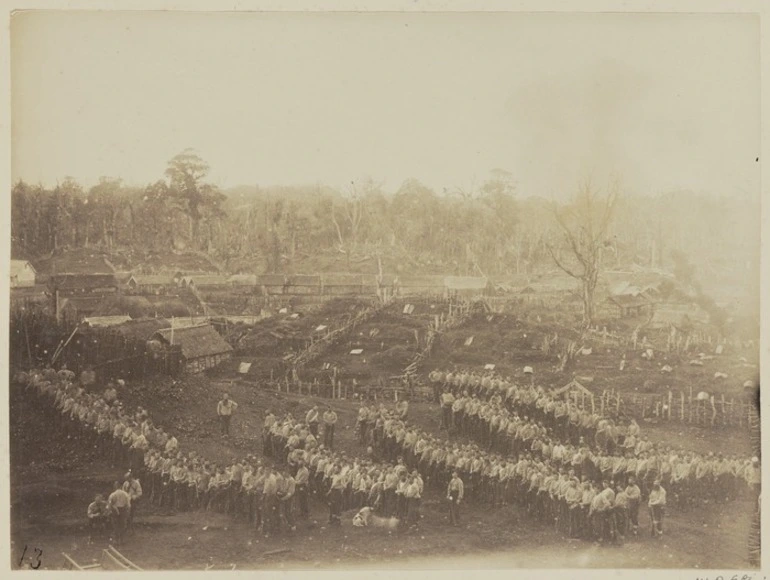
[680,391,684,422]
[667,390,672,421]
[688,386,693,423]
[720,394,726,427]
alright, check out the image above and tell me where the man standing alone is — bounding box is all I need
[217,394,238,437]
[648,479,667,537]
[323,407,338,449]
[447,471,464,526]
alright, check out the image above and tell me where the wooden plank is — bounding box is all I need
[62,553,85,570]
[107,546,143,571]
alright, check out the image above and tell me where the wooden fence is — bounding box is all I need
[595,386,756,429]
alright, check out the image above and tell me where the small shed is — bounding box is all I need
[10,260,37,288]
[151,324,233,373]
[553,379,594,407]
[606,294,653,318]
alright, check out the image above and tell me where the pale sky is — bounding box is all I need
[11,11,760,197]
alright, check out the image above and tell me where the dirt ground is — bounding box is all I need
[8,301,759,570]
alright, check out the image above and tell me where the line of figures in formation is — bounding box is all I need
[14,366,761,549]
[423,369,760,506]
[14,367,425,540]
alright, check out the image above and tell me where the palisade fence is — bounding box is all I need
[583,387,758,430]
[252,297,476,402]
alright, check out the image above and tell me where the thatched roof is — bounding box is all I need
[153,324,233,360]
[110,318,171,341]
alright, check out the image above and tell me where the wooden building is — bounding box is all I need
[150,323,232,374]
[606,294,653,318]
[10,260,37,288]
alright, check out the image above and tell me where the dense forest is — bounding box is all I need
[11,150,760,290]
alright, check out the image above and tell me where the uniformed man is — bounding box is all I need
[216,394,238,437]
[648,479,667,537]
[447,471,464,526]
[323,408,338,449]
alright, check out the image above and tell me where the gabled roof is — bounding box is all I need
[110,318,171,341]
[607,294,651,308]
[10,260,36,276]
[115,272,137,285]
[553,379,593,398]
[153,324,233,359]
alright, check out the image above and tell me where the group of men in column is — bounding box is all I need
[430,369,759,508]
[264,410,425,529]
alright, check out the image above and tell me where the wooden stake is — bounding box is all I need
[668,390,672,420]
[720,394,726,426]
[680,391,684,421]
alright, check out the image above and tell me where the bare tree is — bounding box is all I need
[547,179,620,328]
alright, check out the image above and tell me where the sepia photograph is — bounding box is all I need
[4,4,765,572]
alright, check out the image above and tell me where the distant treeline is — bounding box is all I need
[11,151,760,282]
